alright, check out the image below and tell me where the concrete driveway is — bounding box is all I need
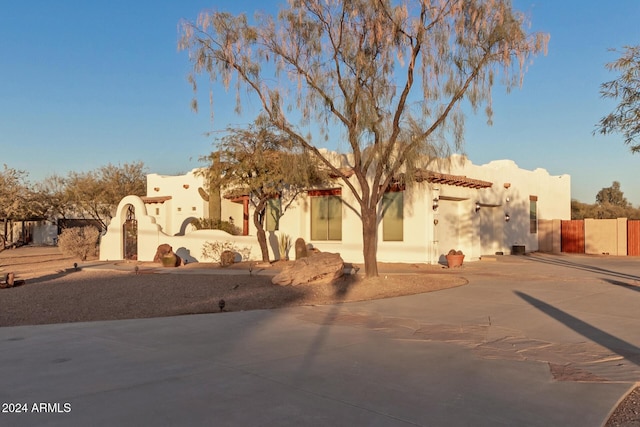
[1,253,638,426]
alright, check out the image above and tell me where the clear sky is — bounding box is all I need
[1,1,639,205]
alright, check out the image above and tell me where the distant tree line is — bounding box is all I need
[0,162,147,244]
[572,181,640,220]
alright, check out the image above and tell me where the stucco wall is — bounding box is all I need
[99,195,264,263]
[538,219,562,253]
[146,170,207,236]
[100,154,571,264]
[450,157,571,255]
[584,218,627,255]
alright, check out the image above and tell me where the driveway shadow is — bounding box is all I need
[601,278,640,293]
[515,291,640,367]
[522,254,640,281]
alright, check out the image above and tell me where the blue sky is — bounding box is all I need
[1,1,639,205]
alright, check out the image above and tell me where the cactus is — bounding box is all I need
[198,176,222,222]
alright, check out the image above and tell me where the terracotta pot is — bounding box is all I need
[446,254,465,268]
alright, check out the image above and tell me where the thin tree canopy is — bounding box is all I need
[64,162,147,231]
[596,181,629,207]
[596,45,640,153]
[203,116,328,261]
[0,165,34,221]
[572,181,640,220]
[180,0,548,276]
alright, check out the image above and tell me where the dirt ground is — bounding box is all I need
[0,246,466,327]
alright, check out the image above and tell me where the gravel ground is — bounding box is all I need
[0,268,467,326]
[606,386,640,427]
[0,246,465,327]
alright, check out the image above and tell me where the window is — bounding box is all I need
[310,189,342,241]
[265,198,281,232]
[529,195,538,234]
[382,190,403,241]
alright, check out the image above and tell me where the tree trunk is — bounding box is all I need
[253,203,270,262]
[361,206,379,277]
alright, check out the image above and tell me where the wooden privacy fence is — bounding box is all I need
[629,220,640,256]
[543,219,640,256]
[561,220,585,253]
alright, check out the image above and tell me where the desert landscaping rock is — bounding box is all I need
[294,237,308,259]
[272,252,344,285]
[153,244,173,263]
[220,250,235,266]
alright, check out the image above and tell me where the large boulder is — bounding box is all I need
[153,244,173,263]
[154,244,181,267]
[272,252,344,286]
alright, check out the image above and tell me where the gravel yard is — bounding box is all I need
[0,246,465,327]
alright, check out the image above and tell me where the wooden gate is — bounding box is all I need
[628,220,640,256]
[561,220,585,253]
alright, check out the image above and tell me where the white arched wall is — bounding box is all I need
[99,195,165,261]
[100,195,264,263]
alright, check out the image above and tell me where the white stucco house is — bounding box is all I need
[99,153,570,265]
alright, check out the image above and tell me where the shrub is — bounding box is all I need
[58,226,100,261]
[202,240,252,265]
[191,217,241,235]
[447,249,464,256]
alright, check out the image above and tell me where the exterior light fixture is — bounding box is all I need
[505,196,510,203]
[475,202,481,212]
[432,197,439,211]
[505,213,510,222]
[433,218,439,225]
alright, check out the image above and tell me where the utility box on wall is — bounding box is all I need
[512,245,525,255]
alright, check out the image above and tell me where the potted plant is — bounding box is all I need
[446,249,465,268]
[162,253,178,267]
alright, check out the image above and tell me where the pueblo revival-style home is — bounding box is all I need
[99,153,571,265]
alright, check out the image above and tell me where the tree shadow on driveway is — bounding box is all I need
[520,254,640,282]
[514,291,640,367]
[600,278,640,293]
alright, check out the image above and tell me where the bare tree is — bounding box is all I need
[0,165,33,246]
[203,116,328,262]
[0,165,30,219]
[65,162,147,231]
[32,174,73,220]
[180,0,548,277]
[596,45,640,153]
